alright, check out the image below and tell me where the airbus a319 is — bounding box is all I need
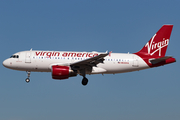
[3,25,176,86]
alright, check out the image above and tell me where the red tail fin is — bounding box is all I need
[135,25,173,58]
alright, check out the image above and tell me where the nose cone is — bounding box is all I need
[3,59,9,68]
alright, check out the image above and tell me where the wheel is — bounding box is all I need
[25,78,30,83]
[82,77,88,86]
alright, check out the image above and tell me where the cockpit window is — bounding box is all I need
[10,55,19,58]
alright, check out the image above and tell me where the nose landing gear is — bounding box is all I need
[25,71,31,83]
[25,78,30,83]
[82,77,88,86]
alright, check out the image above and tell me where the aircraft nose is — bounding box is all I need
[3,59,9,68]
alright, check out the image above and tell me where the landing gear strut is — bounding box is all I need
[25,71,31,83]
[80,69,89,86]
[82,77,88,86]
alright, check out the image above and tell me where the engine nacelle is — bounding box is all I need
[51,65,77,80]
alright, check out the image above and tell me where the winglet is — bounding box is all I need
[109,51,112,56]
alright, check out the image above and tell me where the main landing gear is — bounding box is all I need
[25,71,31,83]
[82,77,88,86]
[80,69,89,86]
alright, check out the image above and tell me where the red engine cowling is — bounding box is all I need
[51,65,77,80]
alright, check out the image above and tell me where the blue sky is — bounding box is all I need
[0,0,180,120]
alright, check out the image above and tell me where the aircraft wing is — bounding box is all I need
[70,52,109,69]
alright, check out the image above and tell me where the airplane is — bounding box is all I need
[2,25,176,86]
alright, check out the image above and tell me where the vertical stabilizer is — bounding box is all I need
[134,25,175,67]
[135,25,173,58]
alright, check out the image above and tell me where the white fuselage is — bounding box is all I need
[2,25,175,86]
[3,50,149,74]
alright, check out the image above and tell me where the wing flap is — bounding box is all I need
[92,67,107,74]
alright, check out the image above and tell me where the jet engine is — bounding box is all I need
[51,65,77,80]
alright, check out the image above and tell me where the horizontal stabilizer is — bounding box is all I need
[150,56,173,64]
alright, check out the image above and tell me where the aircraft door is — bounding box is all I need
[133,55,139,67]
[25,52,31,63]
